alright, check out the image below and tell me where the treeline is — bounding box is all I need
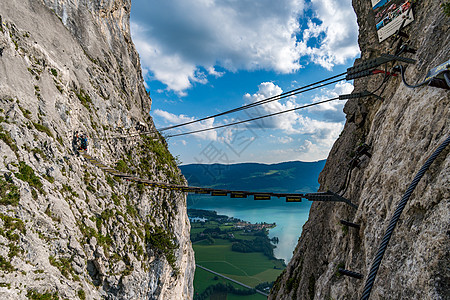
[190,227,231,243]
[193,282,256,300]
[201,226,267,237]
[192,226,278,259]
[232,236,275,259]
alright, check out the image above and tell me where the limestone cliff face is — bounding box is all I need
[0,0,194,299]
[270,1,449,299]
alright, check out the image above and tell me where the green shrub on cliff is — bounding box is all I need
[15,162,45,197]
[0,177,20,206]
[145,224,178,273]
[442,1,450,16]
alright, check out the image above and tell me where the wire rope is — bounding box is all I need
[399,65,432,88]
[166,97,340,138]
[92,76,345,141]
[158,72,347,132]
[92,75,345,141]
[360,135,450,300]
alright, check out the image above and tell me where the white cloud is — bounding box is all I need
[131,0,358,94]
[278,136,294,144]
[307,80,353,122]
[130,0,305,94]
[296,139,331,161]
[153,109,218,140]
[131,23,196,95]
[242,82,346,135]
[296,135,339,160]
[243,81,345,160]
[207,67,225,78]
[271,127,342,161]
[244,82,300,134]
[300,0,360,69]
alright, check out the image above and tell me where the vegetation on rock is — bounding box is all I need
[0,177,20,206]
[145,224,178,272]
[15,161,44,197]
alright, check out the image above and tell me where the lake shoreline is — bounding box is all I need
[187,194,312,263]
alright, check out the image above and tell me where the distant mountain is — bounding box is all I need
[179,160,326,193]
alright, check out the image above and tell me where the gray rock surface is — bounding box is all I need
[270,0,449,299]
[0,0,194,298]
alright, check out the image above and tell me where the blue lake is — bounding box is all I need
[187,194,311,263]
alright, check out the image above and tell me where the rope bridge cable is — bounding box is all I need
[79,150,358,208]
[165,97,340,138]
[157,73,347,132]
[97,53,421,142]
[360,135,450,300]
[91,81,385,142]
[91,54,414,141]
[165,54,415,138]
[91,74,346,141]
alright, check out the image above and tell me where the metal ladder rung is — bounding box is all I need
[338,268,362,279]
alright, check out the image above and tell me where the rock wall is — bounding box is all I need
[0,0,194,299]
[270,0,449,299]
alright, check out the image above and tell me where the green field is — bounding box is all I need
[233,232,257,241]
[190,210,284,299]
[194,267,267,300]
[194,239,283,287]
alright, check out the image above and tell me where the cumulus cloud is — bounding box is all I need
[153,79,345,149]
[278,136,294,144]
[243,82,300,133]
[296,138,333,161]
[153,109,218,141]
[131,0,306,94]
[131,0,358,94]
[270,144,324,162]
[271,125,343,161]
[300,0,360,69]
[306,80,354,122]
[154,78,348,162]
[240,81,345,160]
[242,81,345,147]
[207,67,225,78]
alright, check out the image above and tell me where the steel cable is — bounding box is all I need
[399,65,432,88]
[166,97,340,138]
[158,73,347,132]
[360,135,450,300]
[92,74,346,141]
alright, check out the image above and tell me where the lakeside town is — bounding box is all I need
[188,209,284,299]
[188,209,278,245]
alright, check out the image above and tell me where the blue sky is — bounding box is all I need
[130,0,360,165]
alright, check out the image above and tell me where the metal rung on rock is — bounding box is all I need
[304,191,358,209]
[338,268,363,279]
[347,54,416,77]
[340,220,360,229]
[355,143,372,158]
[339,90,383,101]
